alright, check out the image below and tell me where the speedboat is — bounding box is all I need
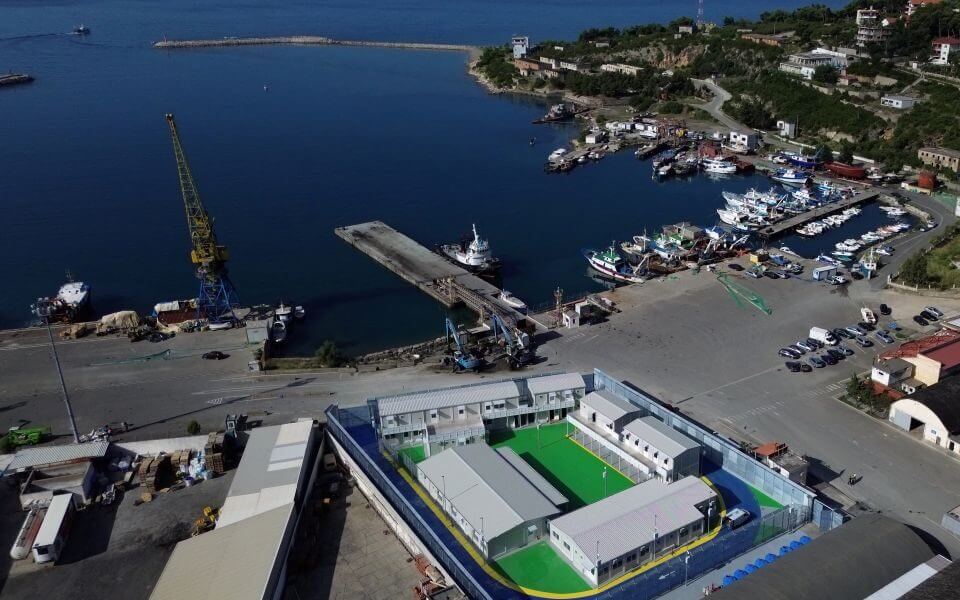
[73,24,90,35]
[817,254,841,265]
[499,290,528,314]
[656,164,672,178]
[583,245,646,284]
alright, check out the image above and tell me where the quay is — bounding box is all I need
[335,221,541,329]
[758,189,881,238]
[154,36,479,57]
[0,73,34,87]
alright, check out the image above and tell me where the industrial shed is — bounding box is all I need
[577,390,642,437]
[888,377,960,456]
[714,514,937,600]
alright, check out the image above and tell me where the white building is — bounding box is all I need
[578,390,642,437]
[931,37,960,65]
[620,416,701,482]
[779,49,847,80]
[511,36,529,59]
[600,63,641,76]
[417,443,566,558]
[856,7,890,47]
[871,357,916,390]
[728,130,759,152]
[888,378,960,456]
[585,130,607,144]
[549,476,717,586]
[559,60,582,72]
[776,119,797,138]
[881,95,919,109]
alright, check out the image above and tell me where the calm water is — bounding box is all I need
[1,0,846,354]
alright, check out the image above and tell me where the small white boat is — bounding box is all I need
[271,320,287,343]
[499,290,528,314]
[208,321,233,331]
[276,303,294,324]
[294,305,306,320]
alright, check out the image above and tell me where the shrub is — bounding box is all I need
[187,420,201,435]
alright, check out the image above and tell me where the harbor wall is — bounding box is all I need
[154,36,478,58]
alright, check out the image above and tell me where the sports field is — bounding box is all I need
[398,444,427,465]
[489,423,634,508]
[494,542,592,593]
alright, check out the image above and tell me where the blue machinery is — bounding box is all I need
[490,312,533,369]
[166,114,239,323]
[444,318,484,372]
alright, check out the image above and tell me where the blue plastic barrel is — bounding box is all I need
[765,553,778,563]
[722,575,736,586]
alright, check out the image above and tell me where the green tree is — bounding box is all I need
[899,252,930,285]
[837,142,854,164]
[812,65,838,84]
[315,340,343,367]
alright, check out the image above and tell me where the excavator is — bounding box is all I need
[444,318,484,372]
[489,313,534,369]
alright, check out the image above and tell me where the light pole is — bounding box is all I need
[596,540,601,589]
[37,309,80,443]
[684,551,690,585]
[602,467,608,498]
[441,475,446,509]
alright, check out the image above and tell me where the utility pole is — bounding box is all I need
[38,310,80,443]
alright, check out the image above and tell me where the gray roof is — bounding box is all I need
[218,421,314,527]
[581,390,640,422]
[714,514,935,600]
[902,557,960,599]
[6,441,109,472]
[495,447,568,506]
[150,503,294,600]
[378,381,520,417]
[418,443,561,540]
[900,377,960,434]
[622,416,699,457]
[883,95,917,102]
[550,476,715,563]
[526,372,585,396]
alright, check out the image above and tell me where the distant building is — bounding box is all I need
[888,377,960,456]
[678,25,694,35]
[872,357,917,391]
[779,49,847,80]
[752,441,809,484]
[728,129,759,152]
[931,37,960,65]
[881,95,919,109]
[585,130,607,144]
[600,63,641,76]
[856,6,891,47]
[906,0,943,19]
[513,57,542,76]
[538,56,558,69]
[740,32,788,47]
[879,330,960,387]
[549,476,718,587]
[620,416,701,482]
[776,119,797,138]
[591,40,611,48]
[918,146,960,172]
[511,36,529,59]
[558,59,582,72]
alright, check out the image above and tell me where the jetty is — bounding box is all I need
[154,36,479,58]
[0,73,34,88]
[335,221,541,329]
[758,189,881,238]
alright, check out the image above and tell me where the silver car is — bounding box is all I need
[925,306,944,317]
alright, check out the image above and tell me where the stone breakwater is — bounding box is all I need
[153,36,480,59]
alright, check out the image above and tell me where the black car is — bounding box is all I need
[800,362,812,372]
[826,348,845,361]
[858,321,876,331]
[837,344,855,356]
[779,348,801,359]
[919,310,939,322]
[806,338,824,349]
[832,328,853,340]
[851,271,864,280]
[728,263,744,271]
[202,351,229,360]
[821,353,838,365]
[879,304,892,316]
[914,315,930,326]
[785,361,802,372]
[808,356,826,368]
[763,271,779,279]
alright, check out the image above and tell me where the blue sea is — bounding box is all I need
[1,0,849,354]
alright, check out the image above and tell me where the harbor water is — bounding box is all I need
[2,0,847,355]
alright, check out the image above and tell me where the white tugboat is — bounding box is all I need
[439,224,501,272]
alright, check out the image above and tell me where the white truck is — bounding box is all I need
[809,326,838,346]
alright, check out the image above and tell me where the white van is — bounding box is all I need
[725,507,751,529]
[809,327,838,346]
[32,494,74,564]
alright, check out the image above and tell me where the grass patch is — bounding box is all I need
[490,423,634,508]
[747,483,784,509]
[494,541,591,593]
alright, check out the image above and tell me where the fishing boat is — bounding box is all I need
[583,245,646,284]
[498,290,528,314]
[656,164,673,178]
[702,157,737,174]
[439,224,501,272]
[817,254,841,265]
[620,234,653,262]
[825,162,867,180]
[30,276,92,323]
[786,151,823,169]
[294,305,306,320]
[275,303,294,324]
[652,149,677,169]
[533,103,575,124]
[770,168,810,186]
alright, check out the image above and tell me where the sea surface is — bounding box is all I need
[1,0,848,355]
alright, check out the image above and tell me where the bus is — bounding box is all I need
[32,494,75,564]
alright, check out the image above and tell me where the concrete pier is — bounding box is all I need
[758,189,881,238]
[335,221,536,328]
[153,36,479,58]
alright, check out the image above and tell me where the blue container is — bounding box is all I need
[754,558,768,568]
[765,553,778,562]
[799,535,812,545]
[789,540,803,550]
[734,569,749,580]
[744,564,758,574]
[779,545,792,556]
[722,575,736,586]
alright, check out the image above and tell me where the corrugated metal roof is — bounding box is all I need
[418,443,561,540]
[150,503,294,600]
[526,372,585,396]
[377,380,520,417]
[495,447,568,507]
[581,390,640,422]
[6,441,109,472]
[218,421,314,528]
[623,416,699,458]
[550,476,715,563]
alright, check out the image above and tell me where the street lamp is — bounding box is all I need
[35,306,80,443]
[684,551,691,585]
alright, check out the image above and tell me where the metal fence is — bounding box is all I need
[567,417,649,484]
[812,499,848,532]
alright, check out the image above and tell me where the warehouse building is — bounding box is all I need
[620,416,701,482]
[417,443,566,559]
[888,377,960,456]
[577,389,642,437]
[549,476,717,586]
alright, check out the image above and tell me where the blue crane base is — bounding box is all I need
[197,275,240,323]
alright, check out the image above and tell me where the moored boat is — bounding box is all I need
[439,224,502,273]
[583,245,646,284]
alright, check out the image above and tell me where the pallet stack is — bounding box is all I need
[170,449,192,474]
[204,432,227,475]
[138,454,173,494]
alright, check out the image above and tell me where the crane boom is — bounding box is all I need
[165,113,239,323]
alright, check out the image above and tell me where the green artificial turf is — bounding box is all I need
[494,541,592,593]
[398,444,427,465]
[490,423,633,508]
[748,483,784,509]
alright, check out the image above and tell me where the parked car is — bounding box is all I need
[785,361,802,373]
[763,271,779,280]
[925,306,944,317]
[855,336,873,348]
[789,343,807,355]
[919,310,939,322]
[744,269,761,279]
[728,263,744,271]
[879,304,892,316]
[795,341,815,353]
[202,351,229,360]
[845,325,865,336]
[831,328,851,340]
[851,272,864,280]
[808,356,826,368]
[913,315,930,327]
[827,275,847,285]
[875,330,895,344]
[779,348,800,359]
[806,337,824,349]
[826,348,845,361]
[800,362,812,372]
[821,353,838,365]
[726,508,751,529]
[837,344,855,356]
[858,321,876,331]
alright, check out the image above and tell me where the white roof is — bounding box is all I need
[622,416,700,457]
[150,503,294,600]
[217,421,314,528]
[550,476,715,563]
[581,390,640,422]
[526,372,585,396]
[418,444,561,540]
[7,441,109,472]
[377,380,520,417]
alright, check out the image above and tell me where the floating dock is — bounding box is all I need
[335,221,537,329]
[758,189,881,238]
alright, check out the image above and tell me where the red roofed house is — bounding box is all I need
[876,330,960,388]
[931,36,960,65]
